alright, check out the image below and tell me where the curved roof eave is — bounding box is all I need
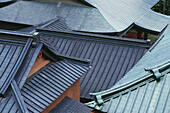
[82,0,170,33]
[89,23,170,96]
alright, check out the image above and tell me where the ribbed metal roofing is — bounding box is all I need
[87,71,170,113]
[39,30,150,99]
[107,74,170,113]
[49,96,92,113]
[0,91,24,113]
[86,62,170,113]
[0,39,26,95]
[38,18,71,32]
[0,32,42,96]
[83,0,170,33]
[21,59,89,113]
[85,24,170,113]
[111,23,170,88]
[0,31,42,113]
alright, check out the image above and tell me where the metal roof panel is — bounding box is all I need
[49,96,92,113]
[39,30,150,99]
[21,59,89,112]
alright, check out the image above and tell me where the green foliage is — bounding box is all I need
[152,0,170,15]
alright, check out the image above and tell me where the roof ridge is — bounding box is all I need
[0,38,33,97]
[42,43,91,65]
[11,80,28,113]
[37,28,151,46]
[86,60,170,106]
[0,29,32,38]
[36,18,59,28]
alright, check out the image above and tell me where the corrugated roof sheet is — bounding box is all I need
[83,0,170,33]
[39,30,150,99]
[21,59,89,113]
[49,96,92,113]
[135,10,170,32]
[86,24,170,113]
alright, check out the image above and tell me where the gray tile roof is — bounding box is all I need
[0,1,115,33]
[39,29,150,99]
[21,59,90,113]
[83,0,170,33]
[0,1,59,25]
[85,24,170,113]
[49,96,92,113]
[1,1,169,33]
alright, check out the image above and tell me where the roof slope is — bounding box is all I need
[1,1,168,33]
[21,59,89,113]
[49,96,92,113]
[87,65,170,113]
[0,0,12,3]
[0,1,115,33]
[0,31,42,113]
[38,18,71,32]
[0,31,42,96]
[0,83,28,113]
[39,29,150,99]
[0,38,28,95]
[85,24,170,112]
[0,1,59,26]
[0,30,90,113]
[83,0,170,33]
[111,23,170,88]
